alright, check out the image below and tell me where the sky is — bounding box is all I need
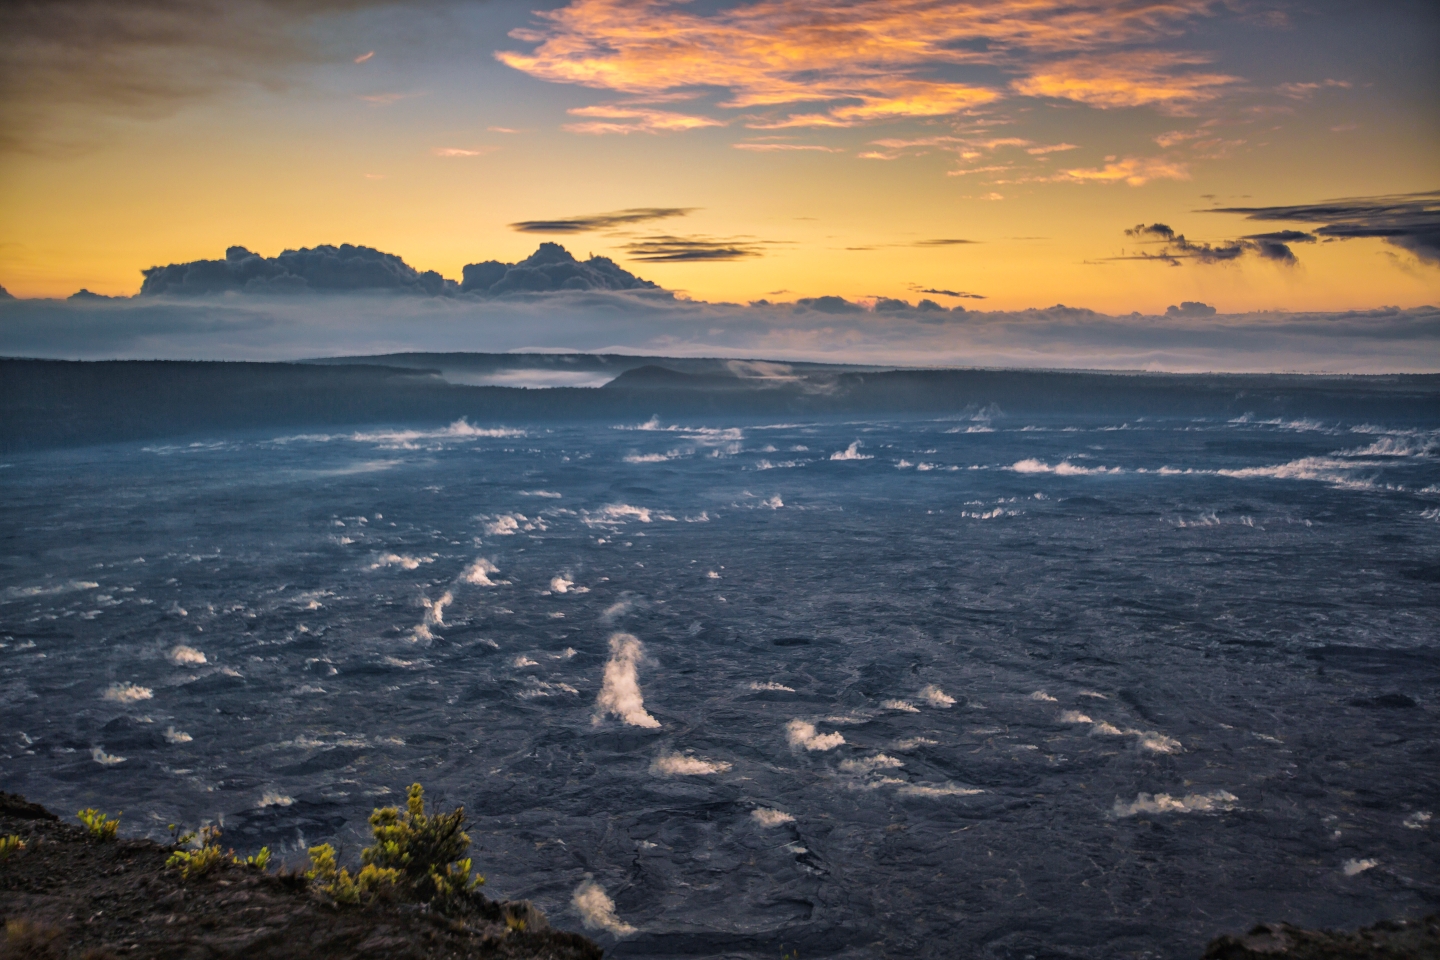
[0,0,1437,369]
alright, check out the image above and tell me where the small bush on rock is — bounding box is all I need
[305,843,399,904]
[362,783,483,912]
[0,835,25,860]
[166,825,272,880]
[76,808,119,841]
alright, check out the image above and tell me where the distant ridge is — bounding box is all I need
[137,242,659,298]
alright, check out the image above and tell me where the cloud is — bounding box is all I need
[0,0,403,154]
[141,243,459,296]
[594,632,660,728]
[1276,79,1351,99]
[621,236,765,262]
[1055,156,1190,186]
[1166,301,1216,318]
[432,146,497,157]
[463,242,663,294]
[1011,52,1238,112]
[563,104,726,135]
[496,0,1227,131]
[1126,223,1176,241]
[731,142,844,152]
[510,208,694,233]
[1206,190,1440,265]
[6,284,1439,374]
[137,240,663,299]
[914,238,977,246]
[917,287,986,300]
[1117,220,1312,266]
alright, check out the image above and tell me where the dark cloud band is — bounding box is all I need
[509,208,696,233]
[1206,190,1440,264]
[621,236,765,262]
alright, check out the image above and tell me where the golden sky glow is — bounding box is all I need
[0,0,1436,320]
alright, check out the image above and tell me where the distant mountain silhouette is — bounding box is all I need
[137,242,659,298]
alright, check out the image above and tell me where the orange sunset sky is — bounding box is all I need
[1,0,1437,314]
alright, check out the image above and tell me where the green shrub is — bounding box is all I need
[166,825,225,880]
[0,835,25,860]
[165,825,272,880]
[76,808,119,841]
[361,782,483,910]
[305,843,398,904]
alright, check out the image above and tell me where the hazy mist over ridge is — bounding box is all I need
[2,242,1437,373]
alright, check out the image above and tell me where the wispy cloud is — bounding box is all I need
[510,207,694,233]
[0,0,403,153]
[564,104,726,134]
[1012,52,1238,113]
[1055,156,1190,186]
[497,0,1231,131]
[916,287,986,299]
[432,146,497,157]
[732,142,844,152]
[621,235,766,261]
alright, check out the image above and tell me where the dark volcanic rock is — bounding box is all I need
[1201,916,1439,959]
[0,793,601,960]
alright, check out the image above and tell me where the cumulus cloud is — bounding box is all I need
[573,878,636,936]
[594,633,660,728]
[133,241,663,299]
[510,208,694,233]
[785,719,845,751]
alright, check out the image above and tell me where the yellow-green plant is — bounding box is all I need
[0,835,25,860]
[305,843,398,904]
[166,825,225,880]
[77,808,119,840]
[361,783,483,909]
[238,846,272,871]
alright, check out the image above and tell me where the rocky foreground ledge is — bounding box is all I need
[1201,916,1438,960]
[0,792,599,959]
[3,790,1435,960]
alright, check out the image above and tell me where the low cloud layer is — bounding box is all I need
[3,287,1437,373]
